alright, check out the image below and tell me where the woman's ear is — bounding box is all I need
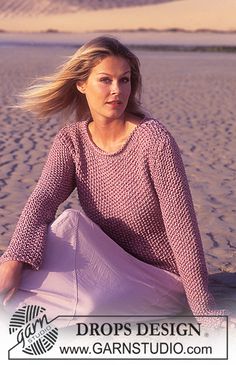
[76,81,86,94]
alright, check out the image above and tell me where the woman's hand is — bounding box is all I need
[220,316,236,329]
[0,260,23,305]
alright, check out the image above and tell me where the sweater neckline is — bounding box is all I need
[83,116,148,156]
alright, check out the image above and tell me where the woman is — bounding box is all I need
[0,36,228,328]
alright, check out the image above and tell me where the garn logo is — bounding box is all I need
[9,305,58,355]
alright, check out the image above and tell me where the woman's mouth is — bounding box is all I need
[106,100,122,108]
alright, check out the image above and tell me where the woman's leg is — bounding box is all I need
[73,208,188,319]
[3,209,80,327]
[3,208,189,328]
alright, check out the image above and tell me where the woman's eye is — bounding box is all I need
[121,77,130,83]
[99,77,130,84]
[100,78,111,84]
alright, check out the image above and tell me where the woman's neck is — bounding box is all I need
[87,113,141,153]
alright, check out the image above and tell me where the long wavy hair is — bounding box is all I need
[16,36,147,122]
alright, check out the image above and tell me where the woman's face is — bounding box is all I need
[77,56,131,122]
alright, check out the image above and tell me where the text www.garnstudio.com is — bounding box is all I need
[59,342,212,356]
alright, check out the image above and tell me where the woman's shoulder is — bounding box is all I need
[53,120,84,154]
[56,120,81,137]
[139,117,183,166]
[138,115,174,147]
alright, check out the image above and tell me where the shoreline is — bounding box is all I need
[1,31,236,53]
[1,43,236,54]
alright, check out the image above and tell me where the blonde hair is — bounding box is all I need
[16,36,147,122]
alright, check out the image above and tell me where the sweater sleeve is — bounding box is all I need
[150,133,227,326]
[0,127,76,270]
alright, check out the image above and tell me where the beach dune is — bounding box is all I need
[0,0,176,15]
[0,0,236,32]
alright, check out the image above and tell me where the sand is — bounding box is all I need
[0,0,236,32]
[0,43,236,317]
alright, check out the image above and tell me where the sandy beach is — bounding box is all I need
[0,41,236,318]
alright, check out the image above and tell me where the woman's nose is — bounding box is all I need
[111,81,120,94]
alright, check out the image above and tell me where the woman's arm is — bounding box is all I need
[0,126,77,271]
[150,133,227,326]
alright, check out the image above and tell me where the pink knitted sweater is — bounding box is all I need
[0,117,225,319]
